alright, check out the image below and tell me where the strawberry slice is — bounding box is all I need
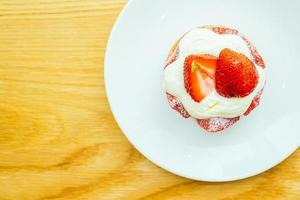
[197,117,240,132]
[184,55,217,102]
[216,48,259,98]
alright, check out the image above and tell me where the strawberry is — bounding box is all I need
[184,55,217,102]
[197,117,240,132]
[216,48,258,98]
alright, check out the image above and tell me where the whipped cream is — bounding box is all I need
[163,28,266,119]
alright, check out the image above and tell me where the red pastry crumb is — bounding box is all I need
[211,26,238,35]
[165,38,182,68]
[165,46,179,68]
[244,89,263,116]
[166,93,190,118]
[204,25,265,68]
[241,36,265,68]
[197,117,240,132]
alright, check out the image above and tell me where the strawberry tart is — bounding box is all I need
[163,25,266,132]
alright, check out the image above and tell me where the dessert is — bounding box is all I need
[163,25,266,132]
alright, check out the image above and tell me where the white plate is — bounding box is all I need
[105,0,300,181]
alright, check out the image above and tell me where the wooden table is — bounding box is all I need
[0,0,299,199]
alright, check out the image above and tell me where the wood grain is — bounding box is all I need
[0,0,298,199]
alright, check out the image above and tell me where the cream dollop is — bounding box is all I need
[163,28,265,119]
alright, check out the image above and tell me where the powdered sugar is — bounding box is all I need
[197,117,240,132]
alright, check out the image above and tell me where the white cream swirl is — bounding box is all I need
[163,28,266,119]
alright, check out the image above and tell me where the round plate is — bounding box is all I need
[105,0,300,181]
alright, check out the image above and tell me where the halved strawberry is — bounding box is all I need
[184,55,217,102]
[197,117,240,132]
[216,48,258,98]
